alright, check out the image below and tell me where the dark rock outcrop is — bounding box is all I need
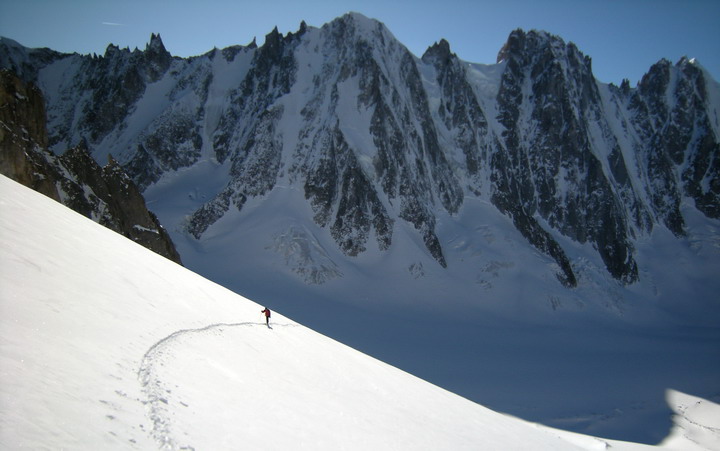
[493,29,638,284]
[0,69,182,264]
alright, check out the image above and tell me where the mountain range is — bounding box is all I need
[1,12,719,442]
[1,12,717,289]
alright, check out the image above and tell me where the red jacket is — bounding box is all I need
[262,308,271,318]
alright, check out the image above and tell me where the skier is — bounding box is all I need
[261,307,271,327]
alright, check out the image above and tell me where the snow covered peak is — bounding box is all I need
[322,12,396,49]
[338,11,382,30]
[422,38,454,65]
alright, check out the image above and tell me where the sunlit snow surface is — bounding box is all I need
[1,177,719,450]
[141,153,720,445]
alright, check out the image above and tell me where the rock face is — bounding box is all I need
[629,57,720,224]
[492,30,638,284]
[0,69,182,264]
[1,15,718,285]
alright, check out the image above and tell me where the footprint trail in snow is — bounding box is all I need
[137,321,289,449]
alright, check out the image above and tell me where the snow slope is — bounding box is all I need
[144,165,720,444]
[10,173,715,449]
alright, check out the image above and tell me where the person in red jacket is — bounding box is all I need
[261,307,271,327]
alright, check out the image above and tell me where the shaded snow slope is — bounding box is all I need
[4,173,697,450]
[146,172,720,444]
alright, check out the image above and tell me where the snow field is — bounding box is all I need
[145,163,720,445]
[2,174,660,450]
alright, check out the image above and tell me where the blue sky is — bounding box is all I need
[1,0,718,85]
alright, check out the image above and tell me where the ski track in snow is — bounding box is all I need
[137,321,296,450]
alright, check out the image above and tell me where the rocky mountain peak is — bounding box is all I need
[496,28,524,63]
[145,33,171,61]
[142,33,172,82]
[421,39,453,66]
[256,24,302,67]
[619,78,632,95]
[638,58,672,95]
[494,25,645,284]
[496,28,591,72]
[103,43,124,58]
[146,33,167,53]
[264,26,282,48]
